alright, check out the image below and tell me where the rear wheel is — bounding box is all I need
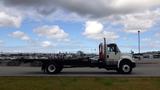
[118,62,132,74]
[46,63,63,74]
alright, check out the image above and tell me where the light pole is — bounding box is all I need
[138,30,141,60]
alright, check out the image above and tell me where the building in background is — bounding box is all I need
[133,51,160,60]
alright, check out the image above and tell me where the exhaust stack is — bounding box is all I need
[104,38,107,60]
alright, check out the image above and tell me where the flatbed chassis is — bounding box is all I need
[0,53,135,74]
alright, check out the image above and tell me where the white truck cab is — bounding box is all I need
[99,38,136,74]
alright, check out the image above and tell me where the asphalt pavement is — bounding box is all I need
[0,62,160,77]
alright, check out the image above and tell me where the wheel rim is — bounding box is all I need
[48,64,56,72]
[122,64,130,73]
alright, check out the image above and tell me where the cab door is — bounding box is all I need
[107,51,120,61]
[106,44,121,65]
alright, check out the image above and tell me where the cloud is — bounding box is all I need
[155,32,160,37]
[83,21,119,40]
[83,21,103,35]
[112,0,160,9]
[0,11,22,28]
[1,0,160,30]
[85,31,119,41]
[41,41,54,48]
[33,25,69,41]
[25,39,56,48]
[143,39,160,50]
[111,9,160,33]
[0,40,4,46]
[9,31,30,40]
[2,0,160,18]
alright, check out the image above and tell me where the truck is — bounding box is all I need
[0,38,136,74]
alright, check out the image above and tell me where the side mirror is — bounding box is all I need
[116,51,118,54]
[131,50,134,54]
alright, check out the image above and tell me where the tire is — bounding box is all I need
[46,63,63,74]
[118,62,132,74]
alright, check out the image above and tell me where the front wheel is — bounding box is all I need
[117,62,132,74]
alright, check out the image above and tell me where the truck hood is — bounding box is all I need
[120,53,135,62]
[121,53,133,58]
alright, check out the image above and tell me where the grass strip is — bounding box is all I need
[0,77,159,90]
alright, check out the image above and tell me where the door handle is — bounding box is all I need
[106,55,109,58]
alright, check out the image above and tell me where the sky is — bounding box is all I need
[0,0,160,53]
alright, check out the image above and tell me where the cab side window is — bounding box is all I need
[107,44,120,53]
[107,46,115,52]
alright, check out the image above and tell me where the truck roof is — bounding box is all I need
[107,43,117,46]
